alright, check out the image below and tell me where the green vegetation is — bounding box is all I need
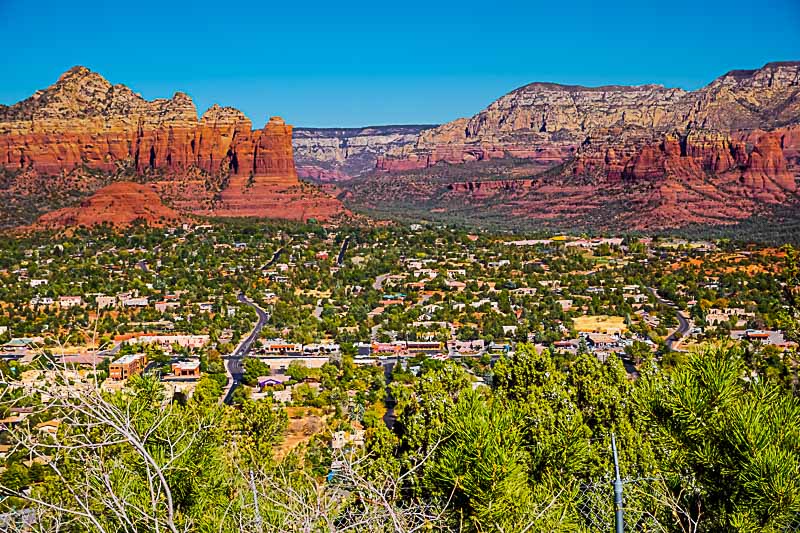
[0,219,797,531]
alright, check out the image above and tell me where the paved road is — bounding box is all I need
[373,273,391,291]
[381,359,398,429]
[97,342,122,357]
[647,287,690,351]
[312,298,323,320]
[221,293,270,405]
[262,248,284,270]
[336,236,351,266]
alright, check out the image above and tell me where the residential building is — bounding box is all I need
[96,295,117,309]
[122,297,149,307]
[129,335,210,350]
[59,296,83,308]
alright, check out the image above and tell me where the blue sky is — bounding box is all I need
[1,0,798,127]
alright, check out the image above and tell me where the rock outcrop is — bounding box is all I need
[0,66,345,227]
[35,182,181,228]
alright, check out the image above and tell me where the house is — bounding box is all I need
[1,337,43,356]
[731,330,795,349]
[34,419,61,436]
[273,387,293,403]
[331,430,366,450]
[257,375,291,389]
[29,279,48,287]
[584,333,618,350]
[155,301,181,313]
[122,297,149,307]
[58,295,83,308]
[197,302,214,312]
[512,287,537,296]
[556,299,573,311]
[380,293,406,306]
[96,295,117,309]
[367,307,385,319]
[264,292,279,304]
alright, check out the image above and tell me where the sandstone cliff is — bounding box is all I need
[0,66,345,227]
[293,125,434,180]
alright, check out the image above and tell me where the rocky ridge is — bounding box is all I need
[362,62,800,230]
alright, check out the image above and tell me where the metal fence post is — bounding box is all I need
[612,433,624,533]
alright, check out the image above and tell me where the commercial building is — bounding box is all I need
[171,360,201,378]
[109,353,147,381]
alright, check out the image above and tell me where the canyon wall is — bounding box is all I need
[293,125,434,180]
[350,62,800,231]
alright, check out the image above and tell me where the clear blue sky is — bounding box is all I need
[1,0,798,127]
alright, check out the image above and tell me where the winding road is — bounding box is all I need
[262,247,284,270]
[220,293,270,405]
[647,287,690,351]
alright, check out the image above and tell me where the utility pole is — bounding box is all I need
[612,432,624,533]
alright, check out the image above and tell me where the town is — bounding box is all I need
[0,220,798,530]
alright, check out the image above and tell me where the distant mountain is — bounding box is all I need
[293,125,435,181]
[346,61,800,232]
[0,66,345,228]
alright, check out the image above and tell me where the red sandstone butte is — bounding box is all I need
[0,66,345,225]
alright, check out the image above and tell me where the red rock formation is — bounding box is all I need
[35,182,182,228]
[0,67,346,226]
[373,62,800,230]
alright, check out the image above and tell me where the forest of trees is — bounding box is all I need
[2,342,798,532]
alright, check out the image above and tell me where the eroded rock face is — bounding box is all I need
[293,125,434,180]
[0,67,345,225]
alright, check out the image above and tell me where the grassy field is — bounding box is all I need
[573,315,627,334]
